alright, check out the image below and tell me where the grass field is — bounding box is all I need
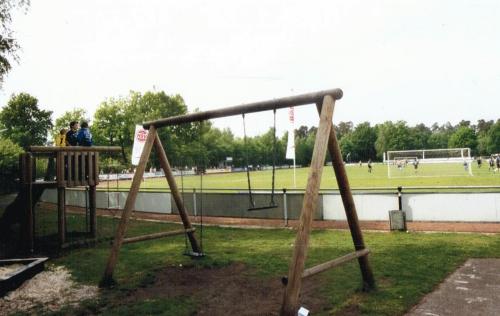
[102,163,500,191]
[46,222,500,315]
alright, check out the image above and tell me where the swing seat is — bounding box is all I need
[247,203,279,211]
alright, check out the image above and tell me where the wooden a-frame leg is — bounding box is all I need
[315,103,376,291]
[280,95,335,316]
[154,134,202,253]
[100,126,157,286]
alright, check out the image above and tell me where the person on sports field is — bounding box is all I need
[477,156,482,168]
[496,155,500,172]
[489,156,495,171]
[367,159,372,173]
[65,121,79,146]
[413,158,419,173]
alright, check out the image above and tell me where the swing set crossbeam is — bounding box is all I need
[122,228,196,244]
[281,248,371,285]
[143,88,343,128]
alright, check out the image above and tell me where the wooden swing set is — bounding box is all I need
[100,88,375,315]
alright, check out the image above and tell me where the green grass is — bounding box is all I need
[49,223,500,315]
[102,163,500,191]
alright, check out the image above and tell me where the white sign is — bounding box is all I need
[131,125,149,165]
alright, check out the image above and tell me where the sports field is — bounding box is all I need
[103,163,500,191]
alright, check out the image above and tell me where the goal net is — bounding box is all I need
[385,148,473,178]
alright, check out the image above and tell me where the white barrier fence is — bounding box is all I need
[40,189,500,222]
[322,192,500,222]
[41,189,172,214]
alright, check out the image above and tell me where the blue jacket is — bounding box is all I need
[77,128,93,146]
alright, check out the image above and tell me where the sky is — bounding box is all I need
[1,0,499,137]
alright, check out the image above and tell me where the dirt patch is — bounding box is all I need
[124,262,330,315]
[0,266,98,315]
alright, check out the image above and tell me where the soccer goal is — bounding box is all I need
[385,148,473,178]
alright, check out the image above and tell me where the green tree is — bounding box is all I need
[427,122,455,149]
[93,90,194,168]
[476,119,494,155]
[334,121,353,139]
[53,107,88,137]
[0,137,23,192]
[374,121,413,159]
[339,136,355,162]
[346,122,377,161]
[410,123,432,149]
[0,0,30,85]
[485,120,500,154]
[448,126,478,153]
[0,93,52,149]
[93,98,131,162]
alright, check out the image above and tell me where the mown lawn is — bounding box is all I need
[102,163,500,192]
[48,220,500,315]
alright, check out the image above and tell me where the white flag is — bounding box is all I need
[131,125,149,165]
[286,107,295,160]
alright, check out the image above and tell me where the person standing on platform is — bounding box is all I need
[77,121,93,147]
[65,121,79,146]
[55,128,67,147]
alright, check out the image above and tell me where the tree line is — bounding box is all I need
[1,91,499,176]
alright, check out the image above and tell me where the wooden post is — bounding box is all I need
[74,152,80,186]
[23,153,35,252]
[101,126,157,286]
[280,95,335,316]
[57,187,66,245]
[316,102,376,291]
[153,133,202,253]
[55,151,66,245]
[89,185,97,238]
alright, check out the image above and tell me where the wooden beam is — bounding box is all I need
[101,126,157,286]
[302,249,370,279]
[143,88,343,129]
[29,146,121,153]
[280,95,335,316]
[153,134,202,254]
[122,228,195,244]
[316,102,376,291]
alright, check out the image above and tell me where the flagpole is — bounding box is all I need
[286,106,296,189]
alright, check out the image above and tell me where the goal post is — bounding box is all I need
[386,148,473,178]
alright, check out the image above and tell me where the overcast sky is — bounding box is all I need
[1,0,499,136]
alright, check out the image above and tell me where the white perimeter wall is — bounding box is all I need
[323,192,500,222]
[323,194,398,221]
[40,189,172,214]
[41,189,500,222]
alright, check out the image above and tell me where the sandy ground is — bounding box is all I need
[0,264,24,279]
[0,266,98,315]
